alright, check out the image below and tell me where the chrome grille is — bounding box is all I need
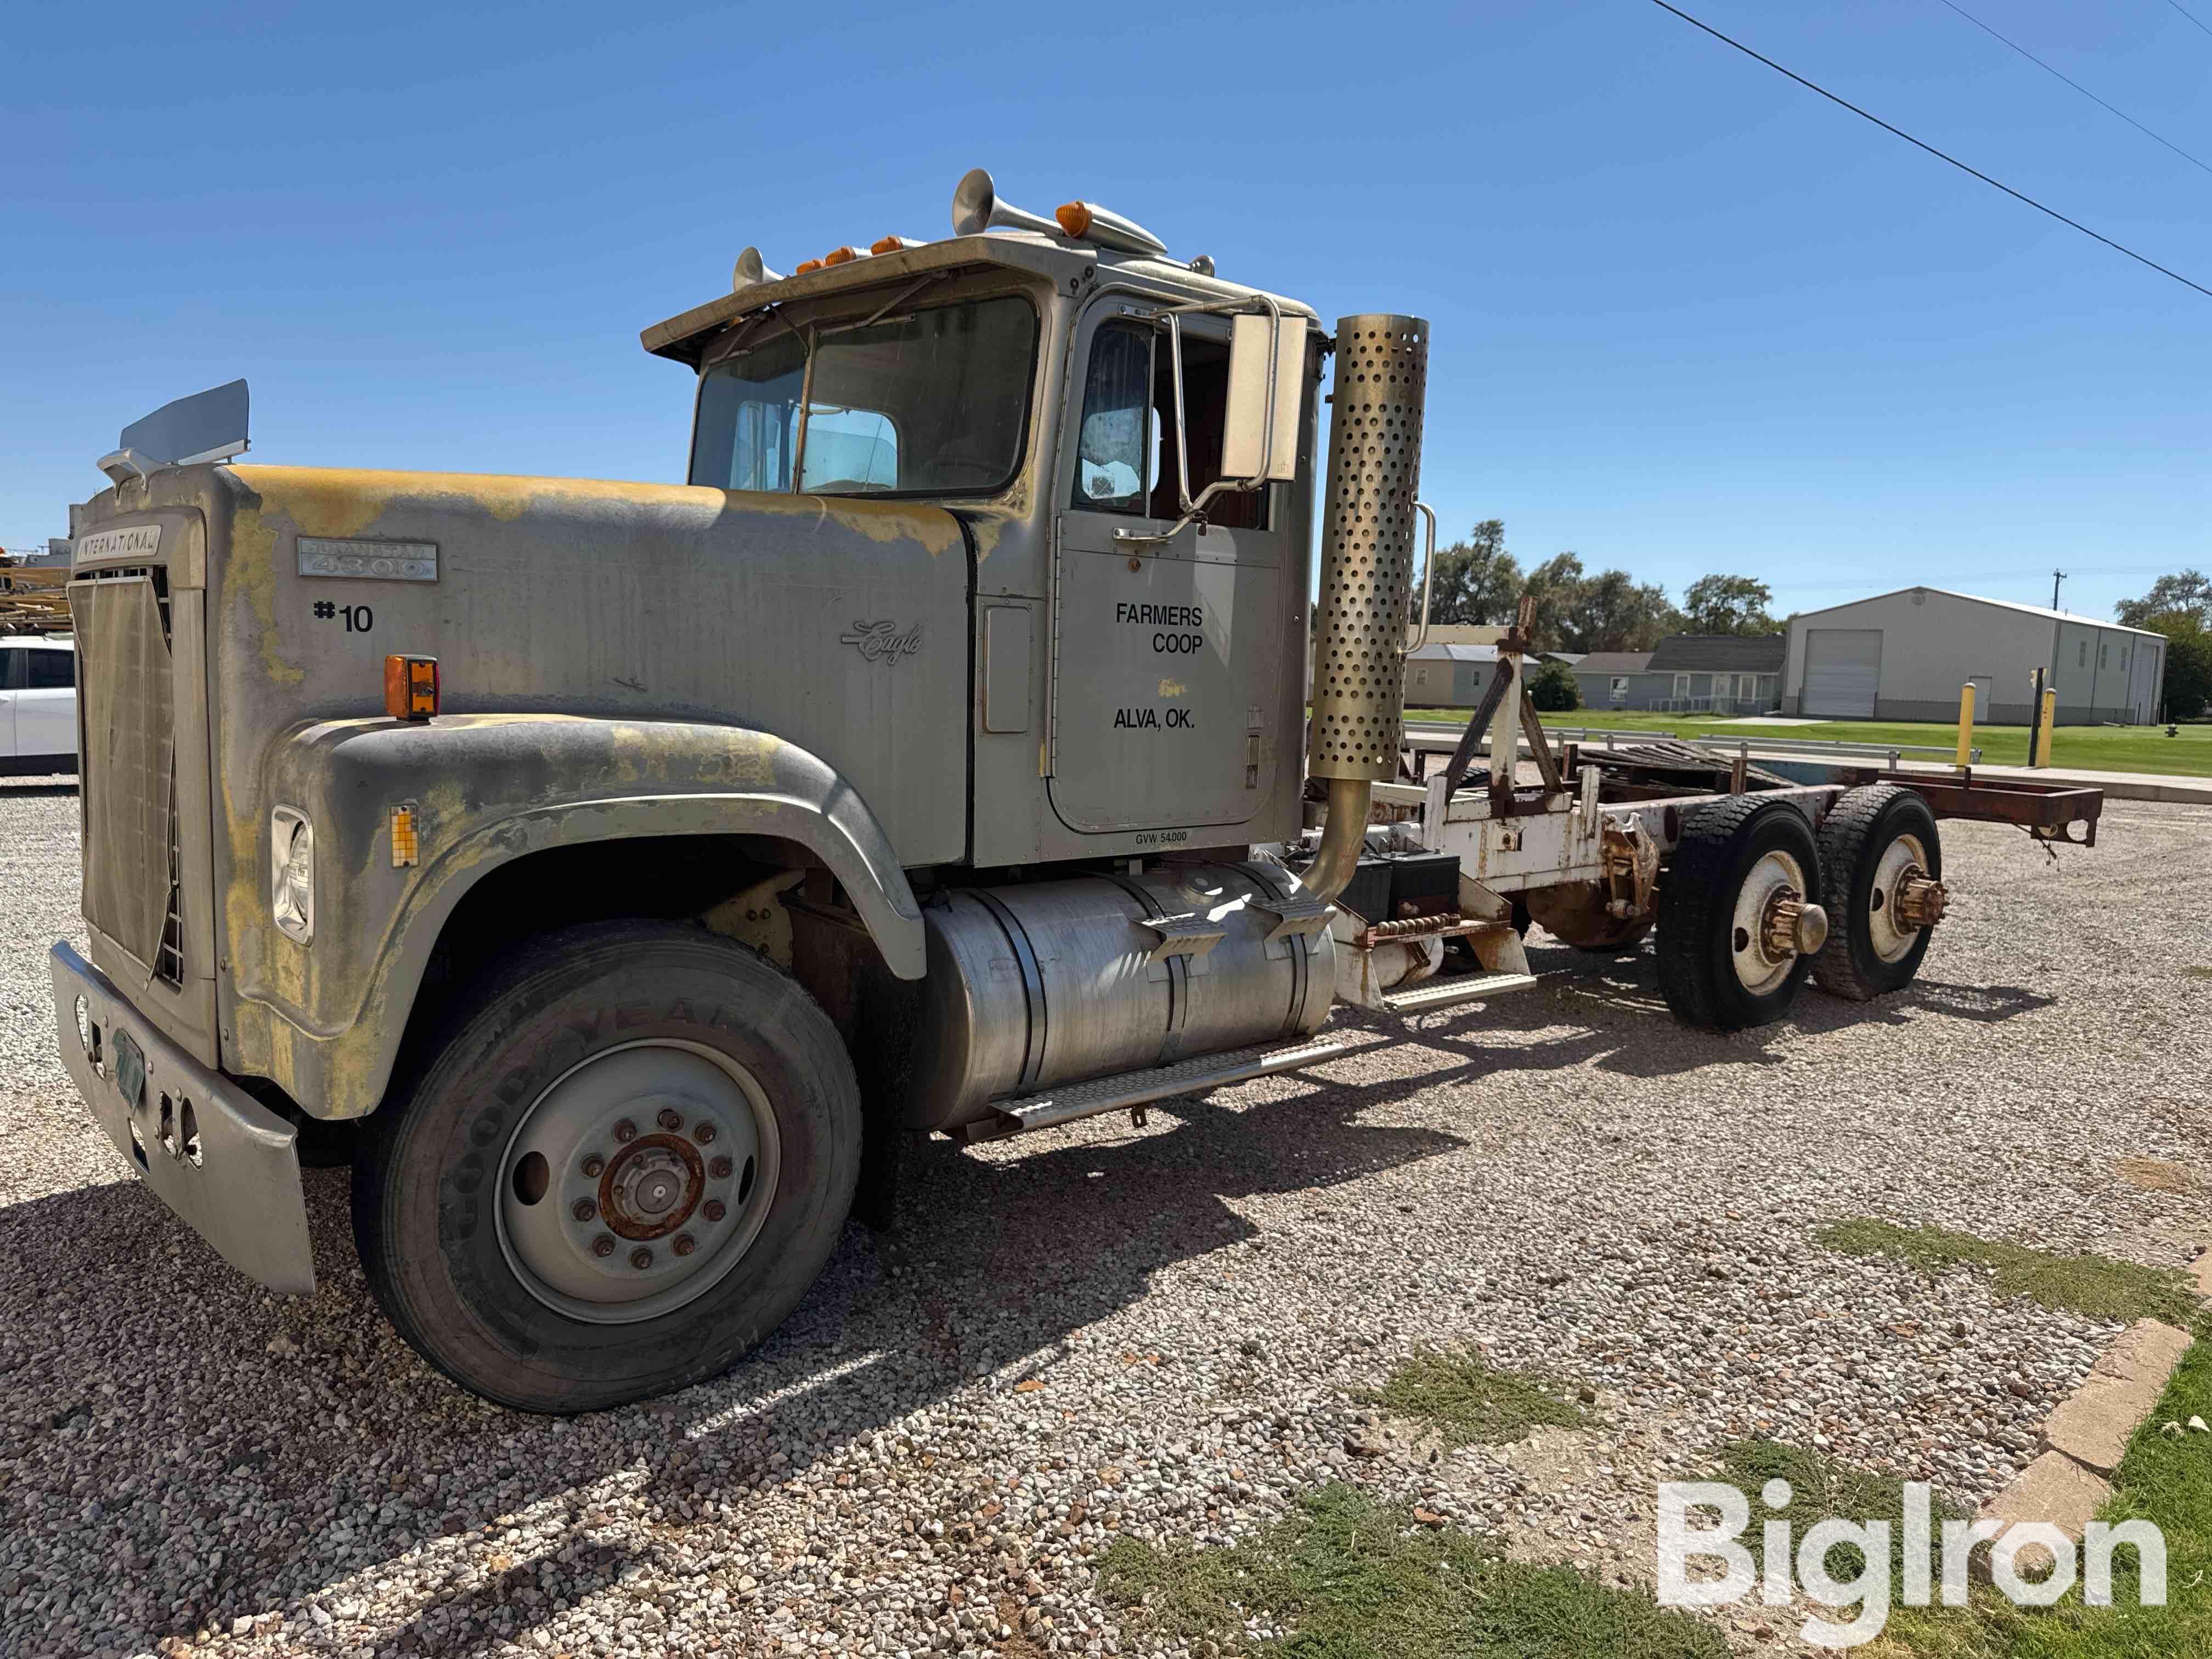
[71,567,182,983]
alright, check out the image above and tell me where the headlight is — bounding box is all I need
[270,806,315,943]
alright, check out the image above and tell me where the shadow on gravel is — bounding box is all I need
[0,1076,1464,1653]
[0,933,2066,1649]
[0,780,77,797]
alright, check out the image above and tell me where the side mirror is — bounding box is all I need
[1219,313,1306,484]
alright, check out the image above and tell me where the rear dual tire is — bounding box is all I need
[1657,798,1822,1031]
[1811,785,1943,1002]
[353,921,860,1414]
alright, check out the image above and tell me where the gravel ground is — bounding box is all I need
[2,778,2207,1659]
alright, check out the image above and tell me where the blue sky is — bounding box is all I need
[7,0,2206,623]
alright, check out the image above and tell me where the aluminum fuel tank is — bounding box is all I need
[904,862,1335,1132]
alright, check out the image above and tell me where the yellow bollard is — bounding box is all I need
[1955,682,1976,770]
[2033,686,2058,769]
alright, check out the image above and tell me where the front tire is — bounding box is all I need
[1656,798,1824,1031]
[354,921,860,1413]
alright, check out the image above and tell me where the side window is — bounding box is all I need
[1071,324,1152,512]
[0,648,20,690]
[25,651,74,689]
[1068,319,1274,530]
[2078,641,2087,667]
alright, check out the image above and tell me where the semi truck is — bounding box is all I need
[48,170,2103,1413]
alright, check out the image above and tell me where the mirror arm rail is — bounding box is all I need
[1111,294,1290,549]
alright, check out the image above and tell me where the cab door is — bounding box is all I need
[1046,303,1297,834]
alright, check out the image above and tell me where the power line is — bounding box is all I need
[1933,0,2212,177]
[2164,0,2212,40]
[1650,0,2212,301]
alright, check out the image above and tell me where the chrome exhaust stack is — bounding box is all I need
[1302,315,1430,902]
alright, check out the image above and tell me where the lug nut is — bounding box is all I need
[693,1121,716,1144]
[580,1154,605,1178]
[673,1234,696,1257]
[629,1246,653,1271]
[657,1107,683,1131]
[613,1119,637,1143]
[591,1234,617,1258]
[572,1198,597,1222]
[709,1156,734,1180]
[703,1199,726,1222]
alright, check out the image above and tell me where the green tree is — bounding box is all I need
[1521,551,1585,651]
[1420,520,1523,626]
[1681,574,1778,635]
[1562,568,1680,652]
[2115,569,2211,631]
[2143,616,2211,719]
[1527,659,1581,711]
[2117,573,2212,718]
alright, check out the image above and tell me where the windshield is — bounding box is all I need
[689,294,1036,496]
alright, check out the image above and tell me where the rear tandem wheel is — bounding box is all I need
[1655,797,1829,1032]
[1811,783,1946,1002]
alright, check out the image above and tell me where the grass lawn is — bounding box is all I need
[1399,708,2212,779]
[1099,1483,1725,1659]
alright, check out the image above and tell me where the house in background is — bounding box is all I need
[1404,643,1586,708]
[1781,588,2165,725]
[1642,634,1786,714]
[1571,650,1660,709]
[1410,635,1786,713]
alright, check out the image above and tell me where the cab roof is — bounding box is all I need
[640,233,1316,368]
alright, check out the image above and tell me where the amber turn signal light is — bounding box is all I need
[1054,202,1093,238]
[792,258,824,275]
[383,654,438,722]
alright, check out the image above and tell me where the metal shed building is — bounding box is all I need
[1781,587,2166,725]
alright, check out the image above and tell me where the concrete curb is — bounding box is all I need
[1977,1279,2204,1555]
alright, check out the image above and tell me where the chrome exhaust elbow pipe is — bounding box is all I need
[1302,314,1430,906]
[1301,778,1374,905]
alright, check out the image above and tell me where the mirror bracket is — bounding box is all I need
[1111,296,1295,549]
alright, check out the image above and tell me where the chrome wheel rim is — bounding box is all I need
[1867,832,1929,963]
[1729,847,1807,996]
[495,1040,780,1325]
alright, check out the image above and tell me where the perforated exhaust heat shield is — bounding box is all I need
[1306,314,1429,782]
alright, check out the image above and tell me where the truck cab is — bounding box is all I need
[50,172,1367,1412]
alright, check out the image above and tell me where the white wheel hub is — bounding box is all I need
[1866,833,1940,963]
[1729,848,1818,995]
[495,1040,781,1325]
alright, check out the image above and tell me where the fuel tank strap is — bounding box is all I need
[1100,872,1192,1067]
[1233,861,1315,1039]
[968,888,1049,1093]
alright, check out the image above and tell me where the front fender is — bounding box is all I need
[226,713,923,1120]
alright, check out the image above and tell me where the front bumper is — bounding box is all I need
[51,941,315,1293]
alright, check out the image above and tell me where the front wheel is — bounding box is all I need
[354,921,860,1413]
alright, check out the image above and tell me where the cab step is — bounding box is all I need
[1380,970,1539,1015]
[960,1034,1356,1142]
